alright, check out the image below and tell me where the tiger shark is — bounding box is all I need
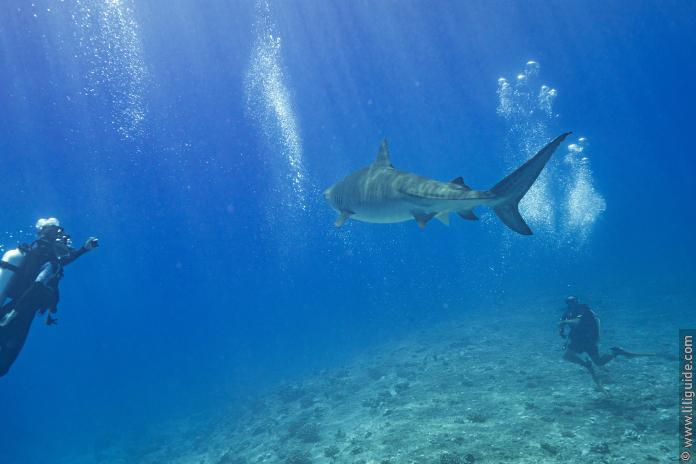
[323,132,570,235]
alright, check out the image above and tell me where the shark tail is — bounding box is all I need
[489,132,571,235]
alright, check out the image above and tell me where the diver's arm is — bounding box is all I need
[559,309,581,326]
[558,316,581,338]
[558,317,581,327]
[60,237,98,266]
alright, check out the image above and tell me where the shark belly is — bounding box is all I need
[350,207,415,224]
[348,193,420,223]
[334,170,420,223]
[349,193,464,224]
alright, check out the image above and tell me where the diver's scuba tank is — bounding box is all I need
[0,248,26,307]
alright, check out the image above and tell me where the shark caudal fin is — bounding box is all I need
[490,132,571,235]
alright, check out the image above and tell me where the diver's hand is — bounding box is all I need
[45,315,58,326]
[83,237,99,250]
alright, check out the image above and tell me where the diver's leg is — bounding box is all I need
[587,344,616,366]
[0,267,60,377]
[564,348,601,386]
[0,302,12,319]
[563,349,593,372]
[0,302,38,377]
[0,300,17,326]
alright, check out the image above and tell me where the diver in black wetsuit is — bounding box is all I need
[558,296,633,386]
[0,218,98,377]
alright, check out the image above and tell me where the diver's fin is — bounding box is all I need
[611,347,657,358]
[457,209,479,221]
[490,132,570,235]
[435,212,450,226]
[334,210,354,228]
[373,139,393,168]
[413,212,436,229]
[450,177,471,189]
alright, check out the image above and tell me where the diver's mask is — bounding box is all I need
[53,230,73,255]
[40,227,72,254]
[58,231,72,248]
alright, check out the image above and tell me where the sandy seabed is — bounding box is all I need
[75,289,690,464]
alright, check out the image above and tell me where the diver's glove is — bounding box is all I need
[83,237,99,250]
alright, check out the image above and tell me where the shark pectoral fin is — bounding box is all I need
[435,212,450,226]
[334,210,354,228]
[413,212,436,229]
[457,209,479,221]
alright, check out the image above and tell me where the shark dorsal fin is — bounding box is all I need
[450,177,471,189]
[374,139,393,168]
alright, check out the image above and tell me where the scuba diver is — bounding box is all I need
[558,296,649,387]
[0,218,98,377]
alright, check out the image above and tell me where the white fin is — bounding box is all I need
[334,210,354,227]
[435,212,450,226]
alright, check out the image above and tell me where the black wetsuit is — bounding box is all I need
[0,239,88,377]
[560,304,610,366]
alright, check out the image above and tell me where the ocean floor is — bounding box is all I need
[73,291,687,464]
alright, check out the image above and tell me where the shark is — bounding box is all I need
[323,132,570,235]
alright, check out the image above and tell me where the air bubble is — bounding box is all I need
[497,62,605,247]
[73,0,147,140]
[524,60,540,78]
[246,0,307,211]
[568,143,583,154]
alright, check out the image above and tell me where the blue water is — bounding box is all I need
[1,1,694,462]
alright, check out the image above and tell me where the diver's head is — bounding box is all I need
[565,295,579,307]
[36,217,62,239]
[36,217,72,252]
